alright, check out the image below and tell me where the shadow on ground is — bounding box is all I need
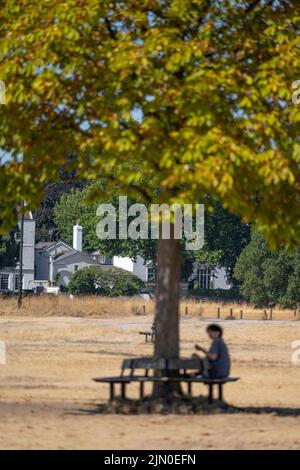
[72,397,300,417]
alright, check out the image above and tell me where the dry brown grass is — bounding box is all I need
[0,295,298,321]
[0,313,300,449]
[0,295,154,318]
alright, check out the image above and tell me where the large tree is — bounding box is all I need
[0,1,299,397]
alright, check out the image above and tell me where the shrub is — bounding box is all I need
[190,287,243,301]
[68,266,145,296]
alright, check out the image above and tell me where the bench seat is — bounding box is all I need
[139,331,155,343]
[93,374,239,402]
[94,357,239,402]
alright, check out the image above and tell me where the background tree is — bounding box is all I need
[0,203,18,268]
[34,154,88,242]
[54,182,249,283]
[0,231,17,269]
[0,1,299,398]
[53,181,157,259]
[204,200,251,283]
[234,231,300,308]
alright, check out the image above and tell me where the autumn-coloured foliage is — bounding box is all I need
[0,0,299,247]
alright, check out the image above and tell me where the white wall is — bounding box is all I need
[213,268,231,289]
[133,256,148,282]
[21,219,35,272]
[113,256,149,282]
[23,270,35,290]
[113,256,134,273]
[188,263,231,290]
[53,253,101,285]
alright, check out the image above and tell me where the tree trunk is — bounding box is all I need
[152,234,181,399]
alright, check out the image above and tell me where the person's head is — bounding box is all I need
[206,324,223,340]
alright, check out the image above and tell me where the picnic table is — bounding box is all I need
[93,357,239,403]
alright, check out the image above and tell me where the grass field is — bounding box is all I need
[0,295,299,321]
[0,296,300,450]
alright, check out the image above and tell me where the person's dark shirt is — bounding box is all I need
[209,336,230,378]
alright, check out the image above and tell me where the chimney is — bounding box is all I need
[73,224,83,252]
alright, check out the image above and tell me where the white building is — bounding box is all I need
[0,216,114,291]
[0,211,35,291]
[0,213,230,291]
[113,255,230,289]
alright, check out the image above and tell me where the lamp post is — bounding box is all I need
[17,201,25,309]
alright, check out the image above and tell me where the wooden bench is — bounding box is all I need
[139,324,155,343]
[93,357,239,403]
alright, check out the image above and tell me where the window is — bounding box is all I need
[96,255,113,265]
[147,266,156,282]
[15,230,21,242]
[14,275,23,291]
[0,274,9,290]
[198,266,212,289]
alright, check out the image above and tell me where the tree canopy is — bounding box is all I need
[0,0,299,247]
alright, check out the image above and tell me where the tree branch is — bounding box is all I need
[245,0,261,13]
[104,18,117,40]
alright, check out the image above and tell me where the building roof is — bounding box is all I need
[23,210,34,220]
[52,249,102,265]
[34,239,114,267]
[35,242,57,249]
[35,240,73,253]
